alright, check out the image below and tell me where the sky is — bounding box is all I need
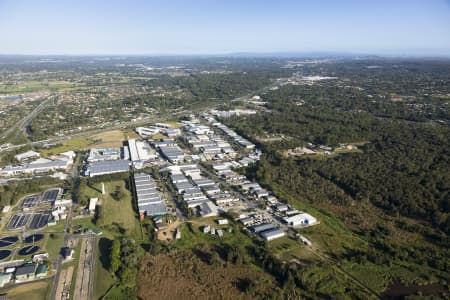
[0,0,449,56]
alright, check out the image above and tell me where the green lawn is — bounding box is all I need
[3,280,51,300]
[75,177,144,299]
[77,179,140,238]
[43,232,65,259]
[172,221,255,251]
[266,236,305,260]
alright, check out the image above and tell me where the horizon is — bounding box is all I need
[1,0,449,56]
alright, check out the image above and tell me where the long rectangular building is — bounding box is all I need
[134,173,167,218]
[85,160,130,177]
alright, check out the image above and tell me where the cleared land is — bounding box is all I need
[138,250,276,300]
[55,265,74,300]
[5,280,51,300]
[157,220,181,241]
[73,237,95,300]
[89,130,127,148]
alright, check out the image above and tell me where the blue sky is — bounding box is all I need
[0,0,449,55]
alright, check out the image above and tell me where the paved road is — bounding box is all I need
[0,95,54,142]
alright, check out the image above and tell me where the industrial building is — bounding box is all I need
[128,139,158,169]
[87,148,121,162]
[283,213,317,227]
[0,157,73,177]
[260,228,286,241]
[157,144,184,163]
[134,173,167,219]
[84,160,130,177]
[14,150,40,161]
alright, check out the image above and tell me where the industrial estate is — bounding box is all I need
[0,55,448,300]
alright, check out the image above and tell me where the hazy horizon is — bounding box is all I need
[1,0,449,56]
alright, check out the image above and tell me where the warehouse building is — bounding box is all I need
[87,148,121,162]
[84,160,130,177]
[260,229,285,241]
[283,213,317,227]
[134,173,167,219]
[14,150,40,161]
[128,139,158,169]
[0,157,72,177]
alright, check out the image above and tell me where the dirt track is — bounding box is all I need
[55,265,73,300]
[73,237,95,300]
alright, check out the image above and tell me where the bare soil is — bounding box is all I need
[157,220,181,241]
[138,250,276,300]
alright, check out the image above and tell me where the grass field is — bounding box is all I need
[38,128,139,156]
[77,179,139,237]
[162,120,183,128]
[266,236,305,260]
[89,130,127,148]
[75,177,143,298]
[39,137,92,156]
[172,221,255,251]
[43,232,65,259]
[4,280,51,300]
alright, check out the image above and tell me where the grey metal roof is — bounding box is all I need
[87,160,130,176]
[252,223,277,233]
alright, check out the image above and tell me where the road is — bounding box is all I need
[0,95,54,142]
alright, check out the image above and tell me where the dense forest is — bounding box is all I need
[225,63,450,235]
[222,62,450,296]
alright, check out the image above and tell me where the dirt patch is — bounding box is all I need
[89,130,125,148]
[56,265,74,300]
[138,250,276,300]
[157,220,182,241]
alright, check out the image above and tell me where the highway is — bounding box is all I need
[0,111,188,154]
[0,95,54,142]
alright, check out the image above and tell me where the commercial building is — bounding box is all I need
[211,192,239,206]
[198,201,219,217]
[136,126,162,137]
[252,223,277,234]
